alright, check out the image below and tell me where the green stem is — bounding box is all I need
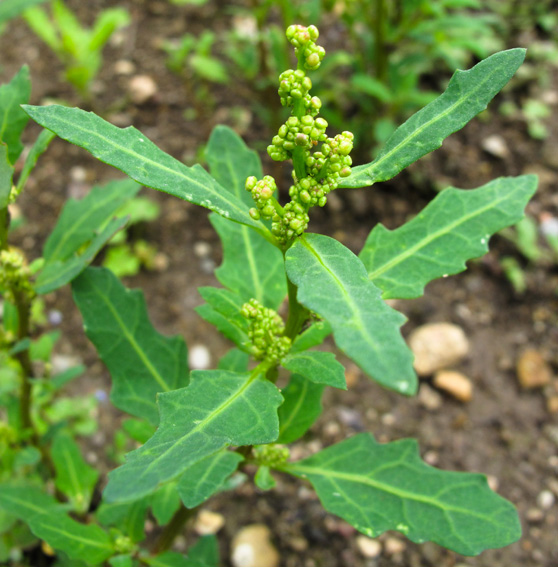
[291,97,307,179]
[283,266,309,340]
[0,207,8,251]
[152,504,197,555]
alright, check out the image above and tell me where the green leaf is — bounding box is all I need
[360,175,538,299]
[150,483,181,526]
[195,286,249,349]
[277,374,324,444]
[0,484,114,564]
[186,535,219,567]
[177,450,243,508]
[282,351,346,390]
[72,267,189,425]
[340,49,526,188]
[218,348,250,372]
[282,433,521,556]
[104,369,282,502]
[0,66,31,164]
[291,320,332,354]
[35,216,129,293]
[285,234,416,395]
[43,179,140,263]
[122,418,156,444]
[0,143,13,209]
[206,125,286,308]
[88,8,130,52]
[15,129,56,194]
[0,0,46,25]
[254,465,276,490]
[51,432,99,512]
[22,105,269,236]
[96,498,149,543]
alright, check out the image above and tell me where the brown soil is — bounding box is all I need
[2,1,558,566]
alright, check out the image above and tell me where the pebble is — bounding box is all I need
[481,134,510,158]
[128,75,158,104]
[189,344,211,370]
[384,537,406,556]
[547,396,558,414]
[114,59,136,75]
[51,354,82,375]
[408,323,469,376]
[537,490,555,510]
[433,370,473,402]
[418,383,442,410]
[355,535,382,558]
[526,508,545,523]
[231,524,279,567]
[194,510,225,535]
[517,349,552,389]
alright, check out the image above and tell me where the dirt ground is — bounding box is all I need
[1,1,558,566]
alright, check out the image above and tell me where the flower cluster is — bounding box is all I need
[286,24,325,70]
[249,24,354,245]
[253,444,290,467]
[245,175,277,221]
[240,299,291,362]
[0,249,34,303]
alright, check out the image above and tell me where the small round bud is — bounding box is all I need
[245,176,257,191]
[249,208,261,220]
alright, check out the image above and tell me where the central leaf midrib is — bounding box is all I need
[368,188,514,280]
[287,463,500,523]
[89,277,171,393]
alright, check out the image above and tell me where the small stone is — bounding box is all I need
[526,508,545,523]
[189,344,211,370]
[486,475,499,492]
[423,450,439,465]
[537,490,555,510]
[547,396,558,414]
[193,241,212,258]
[231,524,279,567]
[128,75,158,105]
[288,536,308,552]
[433,370,473,402]
[481,134,510,158]
[114,59,136,75]
[418,383,442,410]
[384,537,406,556]
[517,349,552,389]
[194,510,225,535]
[355,535,382,558]
[408,323,469,376]
[51,354,82,375]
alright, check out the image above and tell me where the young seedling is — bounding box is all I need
[23,0,129,101]
[2,23,537,565]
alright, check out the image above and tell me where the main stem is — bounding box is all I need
[284,265,308,340]
[152,504,197,555]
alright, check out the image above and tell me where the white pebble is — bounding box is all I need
[189,344,211,370]
[355,535,382,558]
[537,490,555,510]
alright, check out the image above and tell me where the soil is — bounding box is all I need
[1,1,558,566]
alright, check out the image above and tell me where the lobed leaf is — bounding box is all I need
[0,483,113,564]
[340,49,526,188]
[96,498,149,543]
[150,483,181,526]
[285,234,416,395]
[35,216,129,293]
[282,433,521,556]
[277,374,324,444]
[206,126,286,308]
[195,286,249,349]
[104,369,282,502]
[43,178,140,263]
[72,267,189,425]
[51,431,99,513]
[15,129,56,194]
[290,320,332,354]
[22,105,271,237]
[282,351,346,390]
[177,449,243,508]
[360,175,538,299]
[0,66,31,164]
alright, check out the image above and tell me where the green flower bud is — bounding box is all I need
[249,208,260,220]
[245,176,257,191]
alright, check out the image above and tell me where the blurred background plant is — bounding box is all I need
[23,0,129,103]
[162,30,229,119]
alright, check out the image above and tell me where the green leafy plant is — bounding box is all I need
[0,0,45,36]
[23,0,129,101]
[163,30,229,118]
[2,23,538,565]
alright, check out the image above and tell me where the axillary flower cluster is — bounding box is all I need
[245,24,354,245]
